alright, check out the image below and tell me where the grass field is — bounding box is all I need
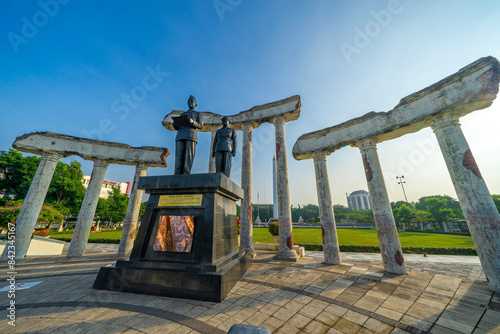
[252,227,474,248]
[50,227,475,248]
[51,230,124,240]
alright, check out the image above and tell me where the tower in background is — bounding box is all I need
[347,190,371,210]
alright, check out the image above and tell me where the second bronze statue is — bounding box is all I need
[212,116,237,177]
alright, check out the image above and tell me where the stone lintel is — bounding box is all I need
[293,56,500,160]
[162,95,301,132]
[13,132,170,167]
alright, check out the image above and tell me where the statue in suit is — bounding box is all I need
[173,95,204,174]
[212,116,237,177]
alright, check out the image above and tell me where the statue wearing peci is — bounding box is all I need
[173,95,204,174]
[212,116,237,177]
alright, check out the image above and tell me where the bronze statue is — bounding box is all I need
[212,116,237,177]
[173,95,204,174]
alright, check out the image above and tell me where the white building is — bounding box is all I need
[347,190,371,210]
[82,175,130,199]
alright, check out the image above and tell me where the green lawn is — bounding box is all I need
[252,227,475,248]
[50,227,475,248]
[51,230,124,240]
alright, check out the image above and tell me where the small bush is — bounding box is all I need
[34,230,50,237]
[299,244,477,256]
[268,222,279,236]
[50,237,120,244]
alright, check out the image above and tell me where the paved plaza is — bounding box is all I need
[1,244,499,334]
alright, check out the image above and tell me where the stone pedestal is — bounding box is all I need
[93,173,251,302]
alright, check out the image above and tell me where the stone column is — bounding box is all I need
[209,125,218,173]
[431,115,500,292]
[358,140,406,274]
[273,116,298,261]
[240,123,256,256]
[1,152,61,261]
[313,152,341,265]
[118,163,148,256]
[67,160,109,257]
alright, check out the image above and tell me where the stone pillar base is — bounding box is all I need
[274,248,299,262]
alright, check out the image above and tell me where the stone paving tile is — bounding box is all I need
[362,318,393,334]
[399,314,433,331]
[405,302,444,323]
[333,318,361,334]
[275,322,301,334]
[342,310,368,326]
[435,316,475,334]
[288,312,312,329]
[374,306,404,322]
[304,319,330,334]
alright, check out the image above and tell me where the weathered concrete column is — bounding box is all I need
[118,163,148,256]
[273,116,298,261]
[313,152,341,265]
[240,123,256,257]
[358,140,406,274]
[208,125,218,173]
[67,160,109,257]
[431,115,500,292]
[1,152,61,261]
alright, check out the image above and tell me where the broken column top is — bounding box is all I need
[162,95,301,132]
[13,132,170,167]
[293,56,500,160]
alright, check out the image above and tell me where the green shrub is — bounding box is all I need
[50,237,120,244]
[299,244,477,256]
[268,222,279,236]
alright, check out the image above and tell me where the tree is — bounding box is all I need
[0,149,40,199]
[393,204,416,228]
[139,202,147,220]
[46,161,86,217]
[492,195,500,214]
[95,197,110,223]
[106,187,129,226]
[391,201,413,209]
[424,197,454,230]
[0,200,63,228]
[0,150,87,218]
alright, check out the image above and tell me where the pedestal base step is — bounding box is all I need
[93,251,251,302]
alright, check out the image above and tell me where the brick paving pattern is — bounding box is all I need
[0,248,499,333]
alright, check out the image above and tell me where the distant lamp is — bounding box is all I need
[396,175,408,202]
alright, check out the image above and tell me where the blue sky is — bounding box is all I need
[1,0,499,207]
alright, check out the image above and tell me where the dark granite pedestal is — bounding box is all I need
[93,173,251,302]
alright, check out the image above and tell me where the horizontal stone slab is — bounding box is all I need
[13,132,170,167]
[162,95,301,132]
[293,56,500,160]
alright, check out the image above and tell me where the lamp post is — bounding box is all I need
[396,175,408,202]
